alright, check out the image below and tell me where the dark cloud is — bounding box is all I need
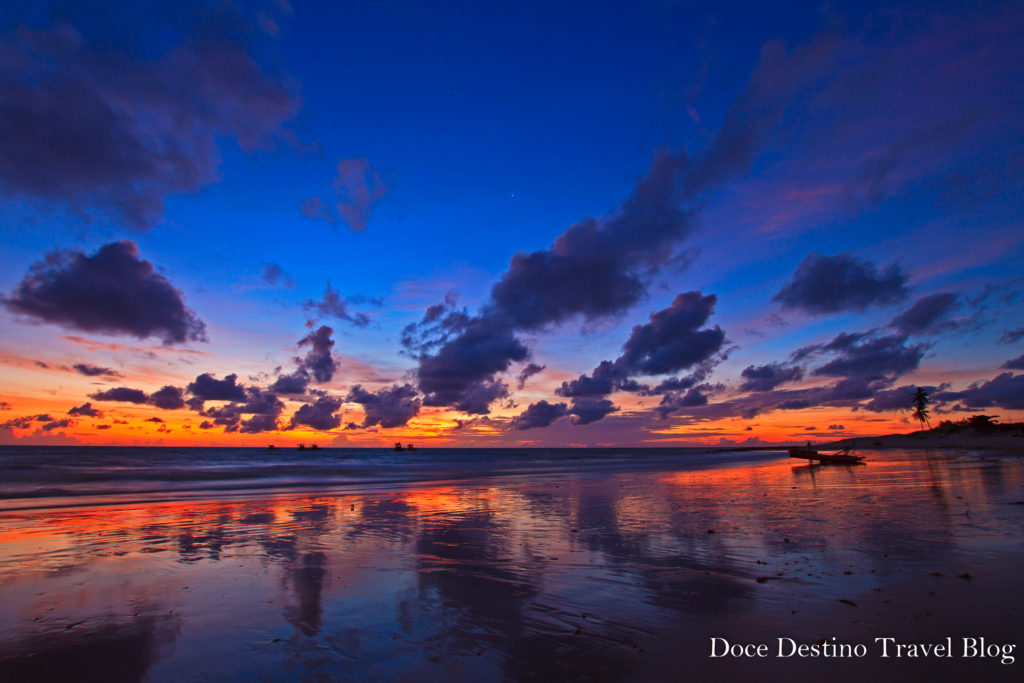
[41,418,72,431]
[936,372,1024,410]
[346,384,420,428]
[1002,354,1024,370]
[569,397,618,425]
[3,241,207,344]
[149,385,185,410]
[555,292,725,423]
[67,402,102,417]
[416,315,527,414]
[656,387,710,418]
[301,158,388,231]
[516,363,545,390]
[199,421,214,430]
[0,14,298,229]
[187,373,246,403]
[773,252,907,315]
[828,424,845,430]
[862,384,940,413]
[739,363,804,392]
[811,334,923,380]
[71,363,123,378]
[511,401,569,430]
[890,293,960,335]
[269,371,310,395]
[90,387,149,404]
[297,326,338,383]
[0,402,11,410]
[303,284,370,327]
[289,396,343,431]
[239,414,279,434]
[146,417,164,423]
[1001,328,1024,344]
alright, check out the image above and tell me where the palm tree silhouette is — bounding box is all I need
[911,387,932,431]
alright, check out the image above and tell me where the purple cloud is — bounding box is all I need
[0,16,298,229]
[289,396,343,431]
[67,402,102,417]
[72,363,123,379]
[3,241,206,344]
[774,252,907,315]
[511,401,569,430]
[1002,354,1024,370]
[739,363,804,392]
[937,372,1024,410]
[890,293,960,335]
[304,283,370,327]
[301,158,388,231]
[89,387,149,404]
[297,326,338,383]
[346,384,421,428]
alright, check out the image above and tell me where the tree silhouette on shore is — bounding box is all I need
[911,387,932,431]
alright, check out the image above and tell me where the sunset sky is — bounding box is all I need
[1,0,1022,447]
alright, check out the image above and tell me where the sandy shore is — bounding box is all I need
[1,448,1023,681]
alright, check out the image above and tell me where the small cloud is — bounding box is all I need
[301,158,388,231]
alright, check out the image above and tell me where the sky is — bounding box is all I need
[1,0,1022,447]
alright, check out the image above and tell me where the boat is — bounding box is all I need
[788,444,865,465]
[406,444,416,451]
[394,442,405,451]
[297,443,306,450]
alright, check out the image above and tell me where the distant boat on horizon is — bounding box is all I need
[393,443,416,451]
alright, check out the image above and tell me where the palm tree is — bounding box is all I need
[911,387,931,431]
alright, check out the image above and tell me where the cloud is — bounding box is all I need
[889,293,960,335]
[568,397,619,425]
[810,333,924,380]
[89,387,149,404]
[297,326,338,383]
[516,363,545,390]
[862,384,940,413]
[67,402,102,417]
[149,385,185,410]
[239,414,280,434]
[146,417,164,423]
[656,387,710,418]
[289,396,343,431]
[41,419,72,432]
[828,424,845,430]
[511,401,569,430]
[1002,354,1024,370]
[0,16,298,229]
[936,372,1024,410]
[301,158,388,231]
[345,384,420,428]
[553,292,725,423]
[773,252,907,315]
[187,373,246,404]
[269,371,310,395]
[3,241,206,344]
[303,283,370,327]
[262,263,296,289]
[1001,328,1024,344]
[71,363,123,378]
[739,363,804,392]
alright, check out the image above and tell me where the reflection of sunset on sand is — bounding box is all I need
[2,450,1023,681]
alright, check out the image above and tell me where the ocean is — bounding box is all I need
[0,445,786,509]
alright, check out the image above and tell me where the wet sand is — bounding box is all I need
[1,449,1023,681]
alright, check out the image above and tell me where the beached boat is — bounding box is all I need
[788,445,865,465]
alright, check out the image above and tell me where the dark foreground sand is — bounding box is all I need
[1,448,1023,682]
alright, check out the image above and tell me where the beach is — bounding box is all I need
[1,447,1023,681]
